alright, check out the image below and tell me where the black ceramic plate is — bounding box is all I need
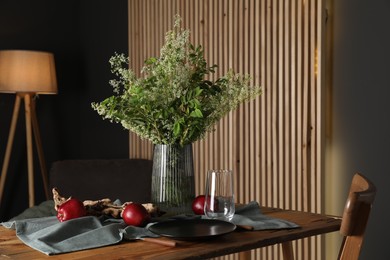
[148,219,236,241]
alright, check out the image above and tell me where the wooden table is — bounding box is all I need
[0,207,341,259]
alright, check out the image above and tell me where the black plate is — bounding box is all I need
[148,219,236,241]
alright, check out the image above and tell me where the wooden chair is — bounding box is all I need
[279,173,376,260]
[338,172,376,260]
[239,173,376,260]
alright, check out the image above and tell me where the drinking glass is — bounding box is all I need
[204,169,235,221]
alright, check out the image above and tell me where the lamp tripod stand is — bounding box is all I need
[0,50,57,208]
[0,93,50,207]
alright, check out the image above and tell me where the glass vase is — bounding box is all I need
[151,143,195,214]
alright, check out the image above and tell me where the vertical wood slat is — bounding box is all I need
[128,0,325,259]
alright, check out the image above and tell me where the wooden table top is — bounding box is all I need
[0,207,341,260]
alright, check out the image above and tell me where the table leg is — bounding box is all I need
[282,241,294,260]
[239,251,251,260]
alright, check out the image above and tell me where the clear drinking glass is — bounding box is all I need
[204,169,235,221]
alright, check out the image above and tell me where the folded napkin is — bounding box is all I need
[2,215,161,255]
[2,216,124,255]
[232,201,299,230]
[1,200,298,255]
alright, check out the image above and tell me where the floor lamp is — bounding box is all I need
[0,50,57,207]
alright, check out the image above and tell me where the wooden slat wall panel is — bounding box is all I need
[128,0,325,259]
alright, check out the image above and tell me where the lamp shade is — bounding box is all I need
[0,50,57,94]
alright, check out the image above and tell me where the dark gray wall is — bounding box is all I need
[328,0,390,259]
[0,0,129,221]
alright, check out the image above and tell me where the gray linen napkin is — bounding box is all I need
[1,215,161,255]
[2,216,124,255]
[121,223,160,240]
[232,201,299,230]
[1,200,298,255]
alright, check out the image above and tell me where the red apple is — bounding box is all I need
[57,198,87,222]
[122,203,151,227]
[192,195,219,215]
[192,195,206,215]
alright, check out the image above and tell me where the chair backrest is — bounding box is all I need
[49,159,153,203]
[338,173,376,260]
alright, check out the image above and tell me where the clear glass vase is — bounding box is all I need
[151,143,195,214]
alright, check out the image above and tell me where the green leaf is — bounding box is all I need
[190,108,203,118]
[144,57,157,65]
[195,87,203,97]
[173,121,181,136]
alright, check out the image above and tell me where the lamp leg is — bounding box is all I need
[30,96,50,200]
[0,95,21,206]
[24,94,35,207]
